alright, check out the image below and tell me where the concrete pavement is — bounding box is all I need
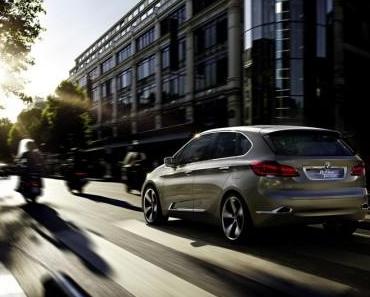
[1,177,370,297]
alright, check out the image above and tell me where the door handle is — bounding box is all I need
[185,170,193,175]
[218,166,230,171]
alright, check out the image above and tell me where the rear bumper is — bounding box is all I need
[250,188,368,227]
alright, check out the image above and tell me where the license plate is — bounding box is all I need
[305,168,345,180]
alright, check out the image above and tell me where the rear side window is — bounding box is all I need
[265,131,354,156]
[213,132,252,159]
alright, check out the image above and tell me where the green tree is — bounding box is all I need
[7,106,46,154]
[55,80,86,101]
[42,81,91,152]
[0,0,44,101]
[0,118,12,161]
[7,123,22,156]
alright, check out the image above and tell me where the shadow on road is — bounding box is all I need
[75,193,142,212]
[22,203,112,276]
[152,219,370,294]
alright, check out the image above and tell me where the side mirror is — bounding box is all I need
[164,157,177,168]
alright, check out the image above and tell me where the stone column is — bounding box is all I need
[111,77,117,123]
[97,88,102,140]
[155,50,162,129]
[130,37,138,134]
[131,63,137,134]
[154,22,161,41]
[97,85,102,125]
[227,0,242,126]
[185,29,194,123]
[186,0,193,20]
[111,76,118,137]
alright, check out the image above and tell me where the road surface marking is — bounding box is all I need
[117,219,352,297]
[56,229,216,297]
[0,264,26,297]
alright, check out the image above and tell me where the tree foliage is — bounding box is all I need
[42,95,91,152]
[0,118,12,161]
[0,0,44,99]
[6,80,92,155]
[7,106,45,154]
[41,80,91,153]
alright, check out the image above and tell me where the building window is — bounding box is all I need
[162,39,186,70]
[136,27,155,51]
[117,69,132,89]
[79,76,87,87]
[101,57,115,74]
[89,68,99,80]
[117,44,132,63]
[160,6,186,36]
[162,47,170,69]
[117,94,132,116]
[194,15,228,55]
[175,5,186,25]
[101,79,113,98]
[137,55,155,80]
[179,39,186,62]
[137,84,156,110]
[195,56,228,91]
[162,74,186,102]
[92,87,99,104]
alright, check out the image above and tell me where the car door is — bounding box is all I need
[160,133,217,213]
[193,132,252,213]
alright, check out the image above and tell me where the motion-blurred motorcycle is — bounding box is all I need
[62,150,89,193]
[65,170,88,193]
[18,170,43,203]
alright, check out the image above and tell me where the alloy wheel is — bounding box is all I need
[143,188,158,224]
[222,196,245,241]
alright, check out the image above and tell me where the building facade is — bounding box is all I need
[69,0,370,177]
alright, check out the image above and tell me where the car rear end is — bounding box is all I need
[248,128,367,227]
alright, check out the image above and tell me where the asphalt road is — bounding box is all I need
[0,177,370,297]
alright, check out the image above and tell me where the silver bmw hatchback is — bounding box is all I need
[142,126,368,242]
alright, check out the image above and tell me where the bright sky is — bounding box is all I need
[0,0,138,122]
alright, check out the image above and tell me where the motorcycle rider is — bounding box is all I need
[15,140,44,192]
[63,148,88,192]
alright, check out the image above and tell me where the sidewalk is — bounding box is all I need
[0,263,26,297]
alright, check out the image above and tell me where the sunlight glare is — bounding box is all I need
[0,96,25,122]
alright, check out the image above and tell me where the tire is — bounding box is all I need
[142,186,167,225]
[221,194,253,243]
[323,220,358,237]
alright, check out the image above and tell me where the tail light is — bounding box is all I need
[250,161,299,177]
[31,181,40,187]
[351,164,366,176]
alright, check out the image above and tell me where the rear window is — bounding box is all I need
[265,130,354,156]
